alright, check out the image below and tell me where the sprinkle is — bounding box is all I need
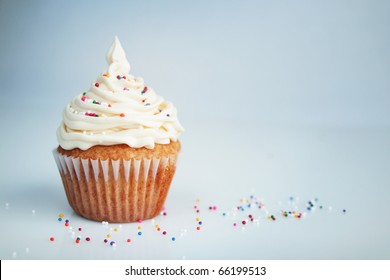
[157,228,161,231]
[75,239,80,244]
[137,219,143,223]
[145,103,151,106]
[242,220,246,225]
[103,73,110,78]
[196,226,201,231]
[120,113,125,117]
[104,239,108,243]
[78,228,82,231]
[123,87,129,91]
[163,231,167,235]
[137,226,141,230]
[166,114,170,117]
[94,82,99,87]
[58,218,62,222]
[107,234,111,238]
[65,222,69,227]
[138,232,142,236]
[110,241,116,246]
[127,239,131,243]
[222,213,226,216]
[86,237,91,241]
[196,217,200,222]
[163,212,167,216]
[198,221,203,225]
[233,223,237,227]
[196,210,200,213]
[172,237,176,241]
[50,237,55,242]
[59,214,65,218]
[114,228,118,232]
[116,75,121,80]
[141,86,148,94]
[343,209,347,213]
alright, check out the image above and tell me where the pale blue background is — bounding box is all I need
[0,0,389,259]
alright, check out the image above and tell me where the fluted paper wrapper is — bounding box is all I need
[53,150,178,223]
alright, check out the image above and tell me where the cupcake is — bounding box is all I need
[53,37,184,223]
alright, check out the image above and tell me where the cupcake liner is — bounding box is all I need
[53,149,178,223]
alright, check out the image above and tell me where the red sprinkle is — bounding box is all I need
[75,239,80,244]
[196,226,201,231]
[127,239,131,243]
[242,220,247,225]
[163,231,167,235]
[78,228,82,231]
[65,222,69,227]
[50,237,55,242]
[86,237,90,241]
[94,82,99,87]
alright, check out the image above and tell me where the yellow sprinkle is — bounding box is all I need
[196,217,200,222]
[114,228,118,232]
[196,198,201,203]
[137,226,141,230]
[107,234,111,238]
[155,224,159,228]
[59,213,65,218]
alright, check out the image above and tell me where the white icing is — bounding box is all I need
[57,36,183,150]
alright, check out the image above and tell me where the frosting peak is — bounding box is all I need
[106,36,131,76]
[57,37,183,150]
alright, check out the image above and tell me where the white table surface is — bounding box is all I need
[1,121,389,260]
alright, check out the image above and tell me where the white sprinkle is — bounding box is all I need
[25,248,30,253]
[32,210,36,215]
[118,224,122,228]
[328,206,333,212]
[12,252,17,258]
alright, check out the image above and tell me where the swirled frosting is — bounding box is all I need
[57,37,184,150]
